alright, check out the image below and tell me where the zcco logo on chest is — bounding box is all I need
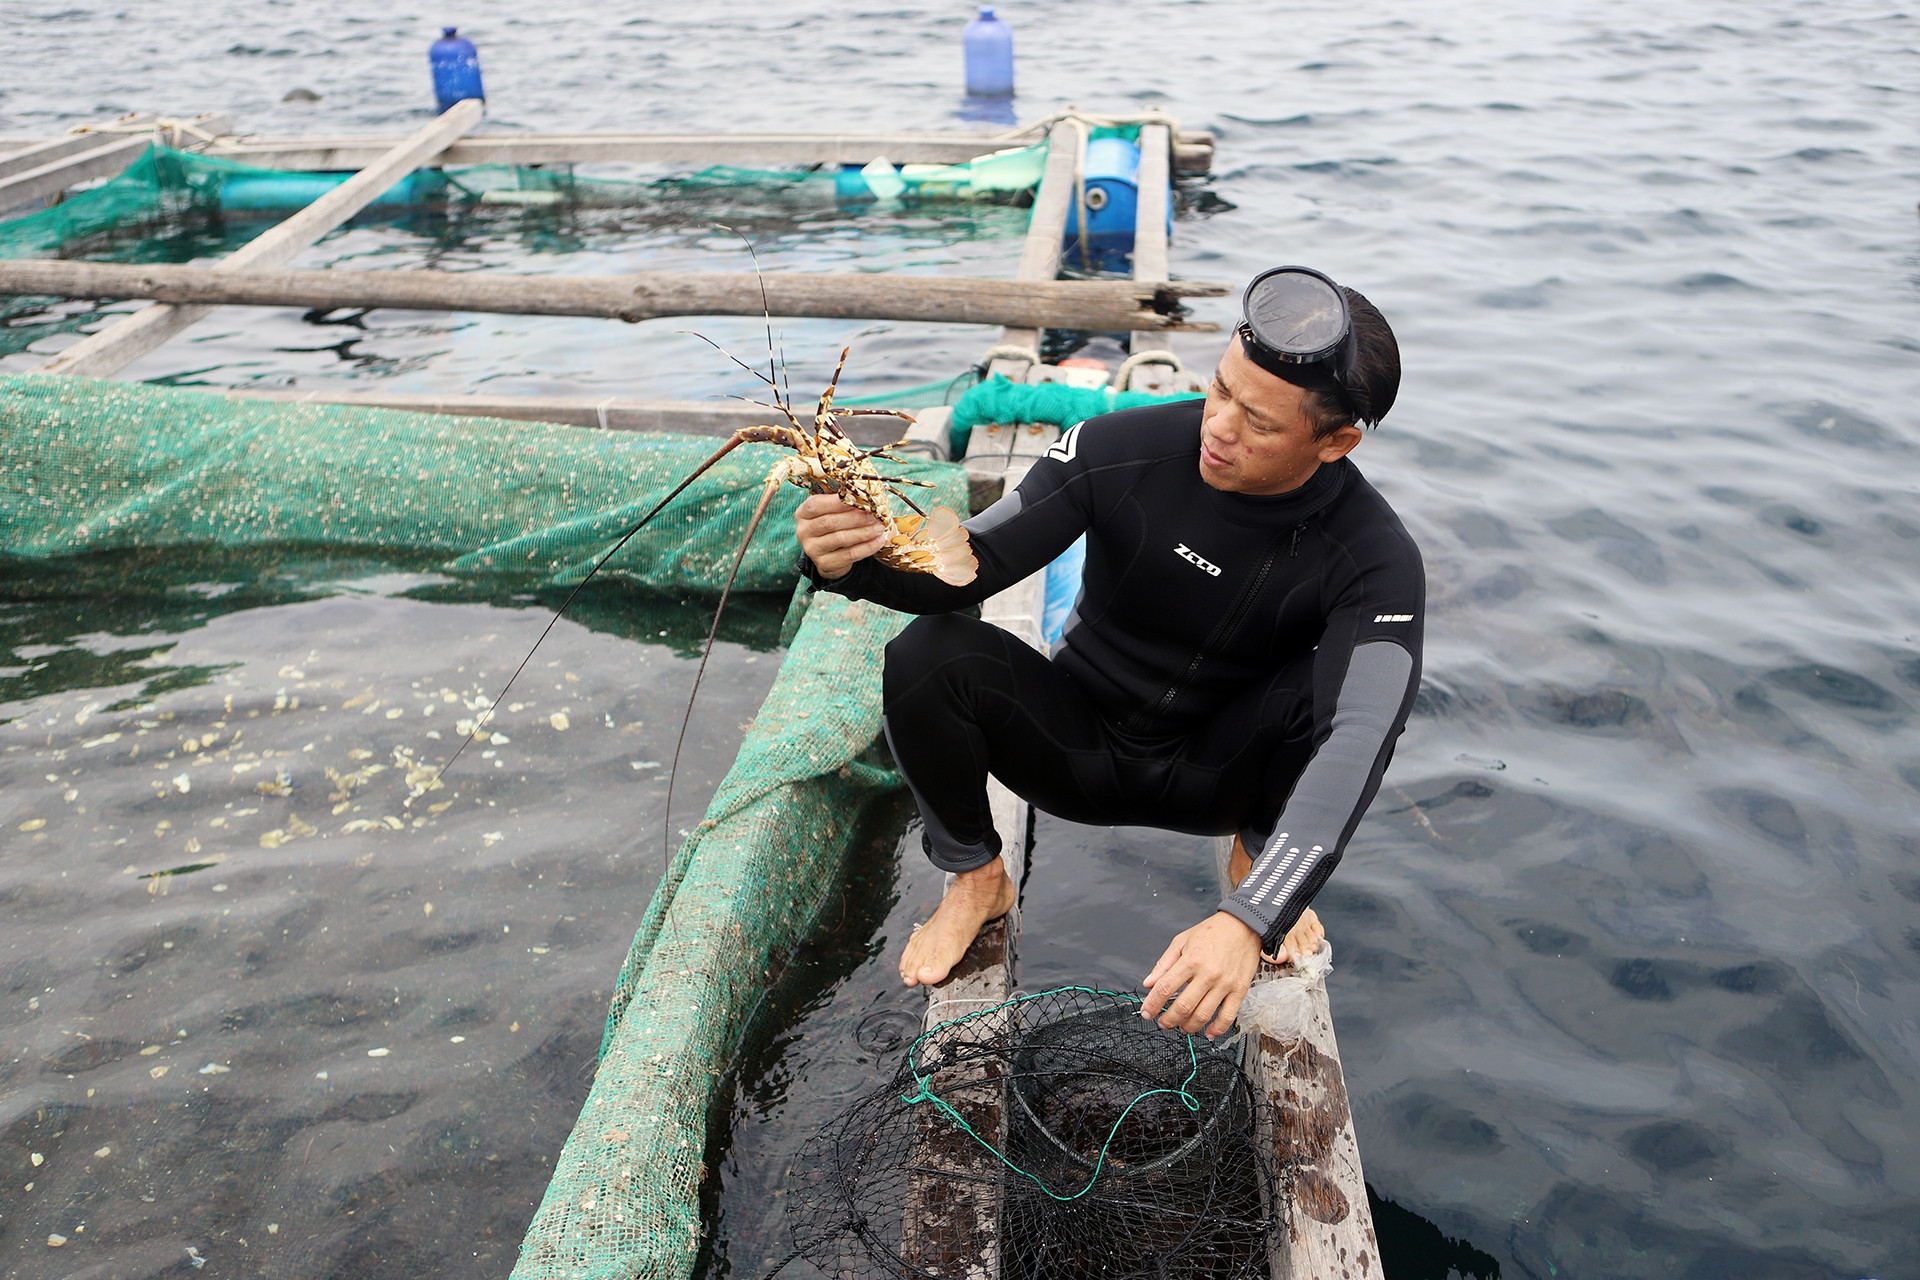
[1174,543,1222,577]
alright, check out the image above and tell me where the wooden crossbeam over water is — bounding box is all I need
[197,129,1215,174]
[1,261,1224,333]
[37,100,483,379]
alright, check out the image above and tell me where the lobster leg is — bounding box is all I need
[660,471,786,866]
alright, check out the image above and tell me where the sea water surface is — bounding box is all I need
[3,2,1919,1278]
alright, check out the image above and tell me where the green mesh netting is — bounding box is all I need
[0,373,963,591]
[0,141,1049,261]
[0,371,966,1280]
[508,586,940,1280]
[949,373,1203,456]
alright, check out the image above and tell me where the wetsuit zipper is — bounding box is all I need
[1127,521,1305,733]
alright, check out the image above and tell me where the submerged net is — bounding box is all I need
[786,988,1275,1280]
[0,141,1049,261]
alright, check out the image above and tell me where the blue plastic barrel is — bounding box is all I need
[1065,137,1174,272]
[963,6,1015,97]
[429,27,485,112]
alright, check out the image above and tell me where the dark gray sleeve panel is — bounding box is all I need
[1218,641,1416,949]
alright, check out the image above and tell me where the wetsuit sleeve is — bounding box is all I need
[802,420,1103,613]
[1217,531,1425,953]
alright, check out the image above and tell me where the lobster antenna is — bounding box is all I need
[436,433,756,781]
[662,476,784,868]
[677,329,779,392]
[716,223,794,418]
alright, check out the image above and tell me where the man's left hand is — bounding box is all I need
[1140,911,1263,1039]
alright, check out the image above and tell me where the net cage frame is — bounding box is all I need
[783,987,1283,1280]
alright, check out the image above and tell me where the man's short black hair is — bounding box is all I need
[1300,287,1400,439]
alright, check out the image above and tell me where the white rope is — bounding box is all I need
[66,114,222,148]
[1111,348,1186,390]
[595,397,615,431]
[979,342,1040,369]
[1067,116,1093,273]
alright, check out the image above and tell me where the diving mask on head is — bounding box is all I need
[1235,266,1367,426]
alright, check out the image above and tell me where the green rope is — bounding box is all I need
[897,985,1201,1202]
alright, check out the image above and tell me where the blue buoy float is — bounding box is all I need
[428,27,485,113]
[963,6,1015,97]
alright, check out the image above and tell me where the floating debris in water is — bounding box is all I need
[367,1047,390,1058]
[198,1063,229,1075]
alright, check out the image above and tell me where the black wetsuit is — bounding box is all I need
[803,398,1425,951]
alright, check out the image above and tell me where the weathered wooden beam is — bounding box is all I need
[0,114,233,212]
[1212,838,1380,1280]
[1,260,1225,333]
[0,115,156,180]
[212,387,912,445]
[901,428,1057,1280]
[1127,122,1178,382]
[201,130,1014,171]
[0,134,153,213]
[195,128,1213,175]
[989,122,1082,378]
[37,99,484,379]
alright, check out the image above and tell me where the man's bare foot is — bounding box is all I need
[1228,834,1253,889]
[900,856,1016,987]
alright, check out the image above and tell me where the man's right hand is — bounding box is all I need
[796,493,888,580]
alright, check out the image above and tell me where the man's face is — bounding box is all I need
[1198,338,1364,496]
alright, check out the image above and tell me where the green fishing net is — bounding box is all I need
[0,141,1049,263]
[0,373,964,593]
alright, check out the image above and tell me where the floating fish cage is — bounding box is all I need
[0,106,1377,1280]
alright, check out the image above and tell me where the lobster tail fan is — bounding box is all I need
[879,507,977,586]
[923,505,978,586]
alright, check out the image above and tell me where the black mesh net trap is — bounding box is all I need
[782,987,1277,1280]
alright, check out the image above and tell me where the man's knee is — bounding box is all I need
[883,612,998,707]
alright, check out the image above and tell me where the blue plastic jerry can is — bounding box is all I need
[963,6,1015,97]
[1064,137,1174,273]
[429,28,485,112]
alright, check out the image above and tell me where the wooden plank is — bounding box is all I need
[0,134,153,212]
[1212,837,1380,1280]
[1127,122,1177,382]
[990,122,1081,379]
[0,114,232,212]
[1172,141,1214,175]
[1249,974,1380,1280]
[38,99,484,379]
[1,260,1225,333]
[0,114,155,180]
[903,444,1054,1280]
[200,130,1015,171]
[213,387,912,444]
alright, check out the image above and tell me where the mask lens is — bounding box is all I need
[1245,269,1346,360]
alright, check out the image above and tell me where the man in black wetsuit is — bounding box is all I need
[795,267,1423,1040]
